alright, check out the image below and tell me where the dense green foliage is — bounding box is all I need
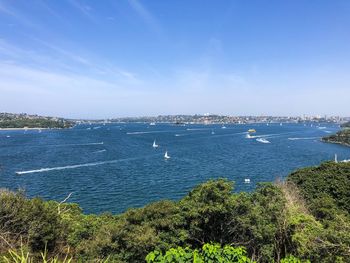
[322,128,350,146]
[288,162,350,214]
[1,162,350,262]
[146,243,255,263]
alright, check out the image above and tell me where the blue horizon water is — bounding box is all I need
[0,123,349,214]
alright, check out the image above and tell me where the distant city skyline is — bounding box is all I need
[0,0,350,119]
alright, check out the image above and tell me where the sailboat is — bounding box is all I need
[152,140,159,148]
[164,150,170,159]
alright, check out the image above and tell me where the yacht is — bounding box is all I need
[152,140,159,148]
[164,151,170,159]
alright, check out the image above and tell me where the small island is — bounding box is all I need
[322,122,350,147]
[0,112,74,129]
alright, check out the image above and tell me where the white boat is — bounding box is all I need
[335,154,350,163]
[256,138,270,144]
[280,123,283,126]
[244,179,250,183]
[221,125,227,129]
[152,140,159,148]
[211,130,215,135]
[150,122,156,126]
[246,134,253,139]
[164,151,170,159]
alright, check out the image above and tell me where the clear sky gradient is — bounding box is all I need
[0,0,349,118]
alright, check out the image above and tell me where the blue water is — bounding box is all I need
[0,123,349,214]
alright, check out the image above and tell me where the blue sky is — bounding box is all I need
[0,0,349,118]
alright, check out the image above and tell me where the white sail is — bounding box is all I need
[164,151,170,159]
[153,140,158,148]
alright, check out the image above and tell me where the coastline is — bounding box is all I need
[0,127,51,131]
[321,139,350,147]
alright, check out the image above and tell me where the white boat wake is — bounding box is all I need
[15,155,155,175]
[288,137,319,140]
[256,138,271,144]
[186,128,212,131]
[127,130,171,135]
[93,149,107,153]
[53,142,104,147]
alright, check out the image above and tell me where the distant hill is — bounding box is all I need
[0,112,74,129]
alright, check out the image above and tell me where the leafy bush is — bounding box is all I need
[146,243,255,263]
[1,162,350,262]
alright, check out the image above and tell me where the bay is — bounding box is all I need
[0,123,348,214]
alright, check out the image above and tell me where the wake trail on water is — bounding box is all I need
[186,128,212,131]
[5,142,105,148]
[251,131,301,139]
[50,142,104,147]
[127,130,176,135]
[288,137,320,140]
[93,149,107,153]
[16,154,159,175]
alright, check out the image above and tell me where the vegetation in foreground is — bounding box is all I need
[1,162,350,262]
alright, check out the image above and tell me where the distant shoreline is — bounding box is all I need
[321,138,350,147]
[0,127,51,131]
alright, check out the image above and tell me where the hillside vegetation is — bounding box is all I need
[341,121,350,128]
[1,162,350,262]
[322,122,350,146]
[0,113,74,129]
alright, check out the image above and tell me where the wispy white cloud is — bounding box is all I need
[67,0,96,22]
[0,0,42,29]
[0,61,145,118]
[0,38,141,85]
[127,0,162,34]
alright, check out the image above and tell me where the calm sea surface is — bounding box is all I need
[0,123,349,214]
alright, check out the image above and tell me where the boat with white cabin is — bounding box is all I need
[256,138,270,144]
